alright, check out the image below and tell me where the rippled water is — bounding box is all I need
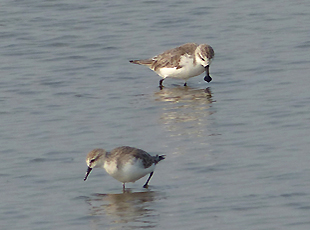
[1,0,310,229]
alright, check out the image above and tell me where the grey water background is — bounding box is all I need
[1,0,310,229]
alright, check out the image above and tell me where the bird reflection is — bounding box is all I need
[154,86,216,139]
[85,191,162,229]
[155,86,213,103]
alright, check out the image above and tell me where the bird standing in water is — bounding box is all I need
[84,146,165,191]
[130,43,214,89]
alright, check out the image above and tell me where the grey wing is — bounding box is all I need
[151,43,198,70]
[132,149,155,168]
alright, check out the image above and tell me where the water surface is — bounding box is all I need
[1,0,310,229]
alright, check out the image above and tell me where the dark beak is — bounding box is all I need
[204,65,212,83]
[84,167,92,181]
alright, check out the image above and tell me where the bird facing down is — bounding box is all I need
[84,146,165,190]
[130,43,214,89]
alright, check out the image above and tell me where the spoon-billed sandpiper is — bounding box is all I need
[84,146,165,190]
[130,43,214,89]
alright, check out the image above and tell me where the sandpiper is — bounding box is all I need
[84,146,165,190]
[130,43,214,89]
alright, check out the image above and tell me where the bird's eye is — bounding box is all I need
[90,159,95,163]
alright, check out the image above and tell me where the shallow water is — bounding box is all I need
[1,0,310,229]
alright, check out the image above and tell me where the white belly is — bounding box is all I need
[156,56,205,80]
[104,160,155,183]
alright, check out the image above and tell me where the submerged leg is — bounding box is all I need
[143,172,154,188]
[123,183,126,192]
[159,79,164,90]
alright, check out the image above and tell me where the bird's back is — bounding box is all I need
[107,146,155,169]
[130,43,199,71]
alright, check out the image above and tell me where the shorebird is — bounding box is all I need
[130,43,214,89]
[84,146,165,190]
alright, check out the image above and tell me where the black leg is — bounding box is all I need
[184,82,187,86]
[159,79,164,90]
[123,183,126,192]
[143,172,154,188]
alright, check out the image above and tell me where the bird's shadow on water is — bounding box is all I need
[84,189,165,229]
[153,86,219,140]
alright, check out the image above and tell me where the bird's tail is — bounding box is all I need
[154,154,165,164]
[129,59,153,66]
